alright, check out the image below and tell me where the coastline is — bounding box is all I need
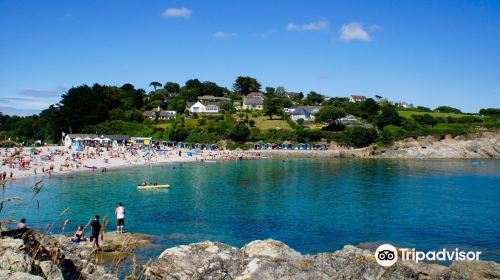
[1,131,498,182]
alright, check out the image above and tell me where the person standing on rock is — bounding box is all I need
[90,215,101,248]
[115,202,126,234]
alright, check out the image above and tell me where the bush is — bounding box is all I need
[411,114,437,127]
[248,119,256,127]
[343,126,378,148]
[228,123,250,142]
[378,125,407,145]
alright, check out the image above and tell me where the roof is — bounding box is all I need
[67,134,99,139]
[102,135,131,141]
[197,95,231,101]
[243,97,264,105]
[159,110,176,117]
[245,92,265,99]
[143,111,156,117]
[288,106,320,114]
[187,101,221,108]
[350,95,366,101]
[290,108,309,116]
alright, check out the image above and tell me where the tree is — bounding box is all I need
[434,106,462,114]
[232,76,261,95]
[375,95,382,101]
[248,119,256,127]
[315,105,346,130]
[479,108,500,116]
[343,126,378,148]
[221,102,236,113]
[375,106,402,128]
[149,82,162,91]
[164,82,180,93]
[304,91,324,105]
[263,95,285,119]
[228,123,250,142]
[275,86,287,96]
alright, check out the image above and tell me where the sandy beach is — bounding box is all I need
[0,145,264,181]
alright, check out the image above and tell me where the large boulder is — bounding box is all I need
[39,261,64,280]
[0,249,33,273]
[145,239,500,280]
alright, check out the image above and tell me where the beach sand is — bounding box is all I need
[0,146,263,181]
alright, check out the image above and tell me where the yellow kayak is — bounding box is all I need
[137,184,170,189]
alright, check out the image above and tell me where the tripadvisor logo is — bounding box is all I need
[375,244,398,267]
[375,244,482,267]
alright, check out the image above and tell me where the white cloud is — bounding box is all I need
[286,19,329,31]
[162,7,192,18]
[339,22,372,42]
[213,31,237,38]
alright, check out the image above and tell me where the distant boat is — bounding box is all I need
[204,160,217,163]
[137,184,170,189]
[471,161,486,165]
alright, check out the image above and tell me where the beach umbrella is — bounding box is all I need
[102,137,111,141]
[84,137,92,140]
[74,137,82,141]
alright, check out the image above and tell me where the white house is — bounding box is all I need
[349,95,366,103]
[159,110,177,120]
[242,92,265,110]
[285,106,321,121]
[186,101,221,113]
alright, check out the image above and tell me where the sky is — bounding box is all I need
[0,0,499,115]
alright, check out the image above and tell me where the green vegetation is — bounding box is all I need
[0,76,498,149]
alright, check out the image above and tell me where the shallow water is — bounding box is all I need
[1,159,499,262]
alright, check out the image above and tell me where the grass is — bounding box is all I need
[253,116,292,131]
[397,110,472,118]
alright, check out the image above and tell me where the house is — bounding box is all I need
[186,101,221,113]
[243,92,265,110]
[233,102,242,110]
[339,114,361,125]
[395,101,412,108]
[159,110,177,120]
[142,110,156,120]
[143,107,177,120]
[198,95,231,102]
[285,92,302,99]
[285,106,321,121]
[64,134,131,147]
[349,95,366,103]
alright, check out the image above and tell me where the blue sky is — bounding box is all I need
[1,0,499,115]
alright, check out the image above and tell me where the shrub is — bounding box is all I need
[343,126,378,148]
[378,125,407,145]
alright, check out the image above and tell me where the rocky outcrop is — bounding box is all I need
[371,132,500,158]
[145,239,500,280]
[0,231,118,280]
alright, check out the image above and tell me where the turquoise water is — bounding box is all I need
[1,159,499,262]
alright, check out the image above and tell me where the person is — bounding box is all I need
[67,225,87,242]
[17,218,27,229]
[90,215,101,248]
[115,202,126,233]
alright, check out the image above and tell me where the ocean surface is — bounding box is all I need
[1,159,499,263]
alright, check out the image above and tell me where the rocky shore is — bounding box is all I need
[145,239,499,280]
[369,132,500,159]
[2,233,499,280]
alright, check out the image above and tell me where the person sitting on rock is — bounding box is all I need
[67,225,87,242]
[17,218,27,229]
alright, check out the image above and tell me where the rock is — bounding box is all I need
[39,261,64,280]
[145,239,500,280]
[0,238,24,251]
[450,260,500,279]
[0,270,43,280]
[0,249,33,273]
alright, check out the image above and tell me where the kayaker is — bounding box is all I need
[115,202,126,234]
[90,215,101,248]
